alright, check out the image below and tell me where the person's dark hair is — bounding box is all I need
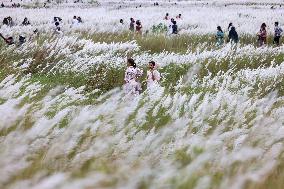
[149,61,155,66]
[55,21,59,26]
[73,16,76,19]
[217,26,223,32]
[166,13,169,16]
[127,58,136,68]
[228,22,232,30]
[173,21,177,25]
[136,20,141,25]
[275,22,279,26]
[19,35,25,43]
[231,26,236,31]
[120,19,123,23]
[261,23,266,28]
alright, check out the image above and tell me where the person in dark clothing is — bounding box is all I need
[129,18,135,32]
[273,22,283,46]
[1,2,4,7]
[172,20,178,34]
[3,17,13,26]
[3,17,8,25]
[54,17,62,23]
[228,26,238,43]
[19,35,26,45]
[22,17,30,26]
[77,17,82,23]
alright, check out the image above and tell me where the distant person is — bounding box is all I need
[129,18,135,31]
[176,14,182,19]
[228,26,238,43]
[22,17,30,26]
[18,35,26,45]
[167,18,175,34]
[3,16,14,26]
[172,20,178,34]
[124,58,143,95]
[0,33,14,45]
[1,2,4,7]
[53,17,62,23]
[216,26,224,46]
[273,22,283,46]
[7,16,13,26]
[54,22,63,35]
[136,20,142,35]
[257,23,267,46]
[164,13,169,20]
[3,17,8,25]
[147,61,161,89]
[72,16,78,27]
[77,16,82,23]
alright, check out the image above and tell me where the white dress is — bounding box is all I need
[147,70,161,88]
[124,66,143,95]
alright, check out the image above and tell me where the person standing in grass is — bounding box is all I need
[147,61,161,89]
[124,58,143,95]
[257,23,267,46]
[172,20,178,34]
[273,22,283,46]
[136,20,142,35]
[228,26,238,43]
[216,26,225,46]
[129,18,135,32]
[54,22,63,35]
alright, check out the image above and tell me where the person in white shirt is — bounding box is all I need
[124,58,143,95]
[72,16,79,27]
[147,61,161,89]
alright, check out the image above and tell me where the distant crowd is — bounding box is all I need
[0,12,283,47]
